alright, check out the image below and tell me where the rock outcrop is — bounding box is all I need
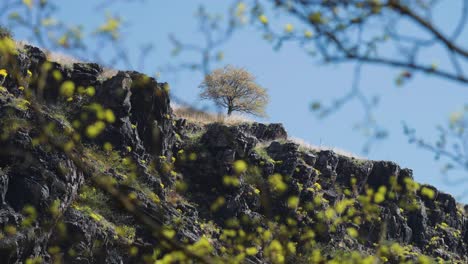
[0,43,466,263]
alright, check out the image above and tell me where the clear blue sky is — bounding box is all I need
[9,1,468,202]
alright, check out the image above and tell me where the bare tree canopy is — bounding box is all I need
[199,65,269,117]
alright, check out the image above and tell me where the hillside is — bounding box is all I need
[0,42,467,263]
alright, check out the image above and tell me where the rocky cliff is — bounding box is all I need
[0,42,466,263]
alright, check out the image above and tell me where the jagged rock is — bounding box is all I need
[266,141,300,176]
[292,162,313,185]
[0,43,466,263]
[127,73,174,156]
[302,152,317,166]
[201,123,258,159]
[57,208,126,263]
[367,161,400,189]
[23,45,46,71]
[71,63,102,87]
[174,118,468,261]
[239,123,287,141]
[0,168,8,205]
[335,156,373,192]
[314,150,339,189]
[95,72,145,154]
[407,199,429,245]
[0,129,84,262]
[384,203,413,243]
[464,220,468,244]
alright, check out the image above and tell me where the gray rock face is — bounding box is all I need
[0,44,177,263]
[176,120,467,261]
[0,169,8,205]
[71,63,103,87]
[238,123,287,142]
[201,123,259,159]
[0,130,84,262]
[0,43,466,263]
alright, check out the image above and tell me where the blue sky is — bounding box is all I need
[9,1,468,202]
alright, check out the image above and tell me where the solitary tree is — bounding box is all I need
[199,65,269,116]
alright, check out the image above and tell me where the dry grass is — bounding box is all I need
[173,104,363,159]
[45,50,84,67]
[15,40,119,81]
[15,40,83,67]
[173,104,253,125]
[98,68,119,80]
[14,40,29,50]
[43,49,120,81]
[290,137,364,159]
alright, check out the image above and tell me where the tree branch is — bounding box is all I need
[388,0,468,58]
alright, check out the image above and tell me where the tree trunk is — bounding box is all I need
[227,106,233,116]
